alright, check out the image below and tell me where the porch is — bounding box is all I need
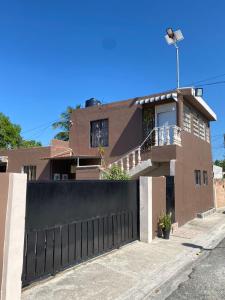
[48,156,101,180]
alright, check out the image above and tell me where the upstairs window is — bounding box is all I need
[90,119,109,148]
[203,171,208,185]
[195,170,201,186]
[22,165,37,181]
[183,105,191,133]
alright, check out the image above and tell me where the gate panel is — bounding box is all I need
[22,180,139,286]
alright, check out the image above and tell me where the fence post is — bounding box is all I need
[0,173,27,300]
[139,176,152,243]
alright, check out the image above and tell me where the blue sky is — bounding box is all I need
[0,0,224,159]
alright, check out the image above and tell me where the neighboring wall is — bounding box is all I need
[152,177,166,238]
[76,166,101,180]
[214,179,225,208]
[69,100,143,164]
[0,147,51,180]
[175,131,214,226]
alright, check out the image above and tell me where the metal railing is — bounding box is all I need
[109,126,181,172]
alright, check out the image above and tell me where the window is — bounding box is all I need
[22,165,36,181]
[191,108,209,142]
[183,105,191,133]
[195,170,201,185]
[203,171,208,185]
[206,125,210,143]
[90,119,109,147]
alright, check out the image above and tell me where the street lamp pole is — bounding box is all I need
[165,28,184,89]
[174,43,180,89]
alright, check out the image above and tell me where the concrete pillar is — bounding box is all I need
[139,176,152,243]
[177,94,184,128]
[0,173,27,300]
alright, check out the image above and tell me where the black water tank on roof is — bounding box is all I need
[85,98,101,108]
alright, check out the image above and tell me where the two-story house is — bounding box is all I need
[0,87,217,225]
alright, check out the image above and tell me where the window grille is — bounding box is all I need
[183,105,191,133]
[194,170,201,185]
[90,119,109,147]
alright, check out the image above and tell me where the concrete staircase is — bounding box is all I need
[108,125,181,178]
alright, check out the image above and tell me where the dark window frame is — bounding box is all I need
[23,165,37,181]
[90,119,109,148]
[194,170,201,186]
[203,170,208,185]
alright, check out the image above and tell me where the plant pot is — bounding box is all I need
[162,228,171,239]
[157,224,163,238]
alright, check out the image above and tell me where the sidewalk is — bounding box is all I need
[22,209,225,300]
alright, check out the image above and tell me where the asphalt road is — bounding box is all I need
[166,237,225,300]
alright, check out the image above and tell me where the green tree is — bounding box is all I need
[20,140,42,148]
[104,165,130,180]
[0,112,42,149]
[52,104,81,141]
[0,113,21,149]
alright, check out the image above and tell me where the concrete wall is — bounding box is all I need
[76,167,101,180]
[69,99,143,164]
[139,176,166,243]
[0,173,27,300]
[0,147,51,180]
[175,131,214,226]
[152,177,166,238]
[214,179,225,208]
[0,175,10,293]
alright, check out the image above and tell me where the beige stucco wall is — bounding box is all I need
[0,174,10,293]
[0,173,27,300]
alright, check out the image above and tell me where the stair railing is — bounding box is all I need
[109,128,156,172]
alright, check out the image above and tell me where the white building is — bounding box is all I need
[213,165,223,179]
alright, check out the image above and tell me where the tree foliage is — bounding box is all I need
[214,159,225,171]
[0,112,42,149]
[104,165,130,180]
[20,140,42,148]
[52,104,81,141]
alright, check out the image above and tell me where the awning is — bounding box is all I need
[135,93,177,105]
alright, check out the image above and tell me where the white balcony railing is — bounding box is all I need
[155,125,182,147]
[108,125,181,173]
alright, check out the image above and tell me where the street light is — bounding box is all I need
[165,28,184,89]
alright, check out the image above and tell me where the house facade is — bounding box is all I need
[0,87,217,225]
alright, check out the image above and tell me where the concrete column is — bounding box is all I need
[177,94,184,128]
[0,173,27,300]
[139,176,152,243]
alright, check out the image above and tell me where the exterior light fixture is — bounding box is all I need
[165,28,184,89]
[195,88,203,97]
[166,28,174,39]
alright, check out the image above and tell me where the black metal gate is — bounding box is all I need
[166,176,175,222]
[22,180,139,286]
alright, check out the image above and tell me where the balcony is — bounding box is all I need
[154,125,182,147]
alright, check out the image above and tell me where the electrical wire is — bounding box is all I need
[185,73,225,87]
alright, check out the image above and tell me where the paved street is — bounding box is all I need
[166,237,225,300]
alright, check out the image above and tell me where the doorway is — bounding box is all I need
[0,163,7,172]
[156,103,177,145]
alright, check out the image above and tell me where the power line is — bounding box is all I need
[198,80,225,87]
[186,73,225,87]
[21,118,60,134]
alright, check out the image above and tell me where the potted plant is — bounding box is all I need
[159,212,172,239]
